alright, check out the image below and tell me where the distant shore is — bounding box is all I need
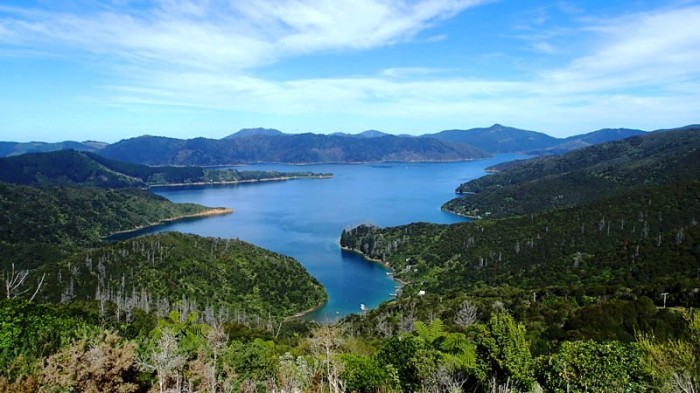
[148,174,333,188]
[105,207,233,238]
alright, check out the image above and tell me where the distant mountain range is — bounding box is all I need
[96,133,488,165]
[0,140,106,157]
[1,124,693,164]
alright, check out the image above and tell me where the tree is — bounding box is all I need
[377,335,424,392]
[3,264,44,301]
[638,309,700,392]
[538,341,649,393]
[138,329,186,393]
[455,299,479,328]
[309,324,345,393]
[474,312,534,391]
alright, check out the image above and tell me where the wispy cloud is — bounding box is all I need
[0,0,484,70]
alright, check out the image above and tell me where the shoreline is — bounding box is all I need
[440,206,481,220]
[285,298,327,320]
[339,244,408,286]
[148,175,333,188]
[105,207,233,237]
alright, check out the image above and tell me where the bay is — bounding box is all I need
[113,154,522,321]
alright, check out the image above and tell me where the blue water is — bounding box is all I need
[114,155,521,321]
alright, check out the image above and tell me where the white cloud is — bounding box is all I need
[542,5,700,94]
[0,0,484,70]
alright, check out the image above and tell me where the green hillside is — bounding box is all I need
[0,183,228,267]
[343,181,700,296]
[33,232,326,318]
[0,150,331,188]
[443,127,700,218]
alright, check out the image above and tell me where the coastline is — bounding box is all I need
[339,244,408,286]
[105,207,233,238]
[148,174,333,188]
[440,206,481,220]
[285,298,327,320]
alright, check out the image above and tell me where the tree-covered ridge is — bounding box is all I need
[0,183,227,267]
[33,232,326,319]
[341,181,700,350]
[0,149,147,188]
[343,181,700,298]
[443,127,700,218]
[0,150,332,188]
[97,133,489,165]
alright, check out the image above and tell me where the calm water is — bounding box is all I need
[114,155,521,321]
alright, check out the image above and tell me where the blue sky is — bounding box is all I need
[1,0,699,142]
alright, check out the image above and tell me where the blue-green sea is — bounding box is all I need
[112,155,521,321]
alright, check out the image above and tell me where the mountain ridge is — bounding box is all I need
[442,125,700,218]
[97,133,489,165]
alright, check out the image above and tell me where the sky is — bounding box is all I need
[1,0,699,142]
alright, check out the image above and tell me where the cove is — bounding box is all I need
[111,155,522,321]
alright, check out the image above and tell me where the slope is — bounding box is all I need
[443,126,700,218]
[0,150,331,188]
[424,124,559,153]
[33,232,326,318]
[0,183,229,267]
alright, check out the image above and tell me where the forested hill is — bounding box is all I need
[443,126,700,218]
[97,133,489,165]
[0,150,331,188]
[423,124,559,153]
[341,180,700,344]
[423,124,648,154]
[343,181,700,293]
[0,183,229,267]
[32,232,326,318]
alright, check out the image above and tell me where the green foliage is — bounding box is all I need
[638,309,700,392]
[150,311,209,355]
[474,312,534,390]
[340,354,398,393]
[226,338,281,386]
[444,127,700,218]
[377,335,426,392]
[0,183,218,267]
[34,232,326,319]
[0,150,145,188]
[0,300,97,380]
[342,180,700,343]
[538,340,649,393]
